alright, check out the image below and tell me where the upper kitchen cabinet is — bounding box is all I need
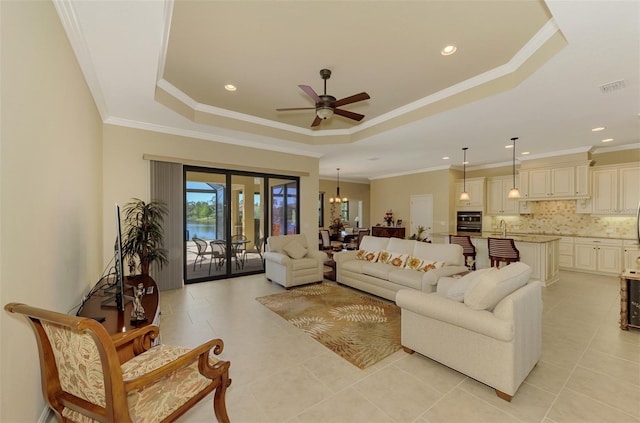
[519,162,591,201]
[591,164,640,215]
[455,177,485,211]
[486,176,520,215]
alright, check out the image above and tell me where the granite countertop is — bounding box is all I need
[436,232,560,243]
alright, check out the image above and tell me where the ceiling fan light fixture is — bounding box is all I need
[317,106,334,120]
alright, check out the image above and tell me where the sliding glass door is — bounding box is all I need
[185,167,298,283]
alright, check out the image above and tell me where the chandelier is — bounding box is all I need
[329,168,348,203]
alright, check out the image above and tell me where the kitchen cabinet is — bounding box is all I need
[520,162,591,200]
[558,236,574,269]
[574,237,622,274]
[623,240,640,271]
[591,164,640,215]
[486,176,519,215]
[455,177,485,211]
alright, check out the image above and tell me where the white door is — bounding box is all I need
[410,194,433,240]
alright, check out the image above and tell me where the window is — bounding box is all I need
[341,201,349,222]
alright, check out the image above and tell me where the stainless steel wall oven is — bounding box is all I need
[456,211,482,233]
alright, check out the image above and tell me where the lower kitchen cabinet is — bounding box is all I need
[574,238,622,275]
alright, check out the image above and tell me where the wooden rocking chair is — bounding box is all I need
[4,302,231,422]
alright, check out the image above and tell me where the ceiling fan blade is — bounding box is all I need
[276,107,316,111]
[332,92,370,108]
[311,115,322,127]
[299,85,321,103]
[334,108,365,121]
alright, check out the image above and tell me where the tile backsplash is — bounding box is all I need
[485,200,637,239]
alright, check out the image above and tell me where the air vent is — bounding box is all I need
[600,80,626,94]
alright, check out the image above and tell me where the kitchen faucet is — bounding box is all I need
[499,219,507,237]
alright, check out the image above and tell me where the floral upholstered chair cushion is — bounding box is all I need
[43,321,221,423]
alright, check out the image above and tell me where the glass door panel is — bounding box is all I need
[269,179,298,236]
[230,174,265,275]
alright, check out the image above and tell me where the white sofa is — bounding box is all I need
[396,262,542,401]
[264,234,327,289]
[333,235,468,301]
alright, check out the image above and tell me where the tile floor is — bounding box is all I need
[55,270,640,422]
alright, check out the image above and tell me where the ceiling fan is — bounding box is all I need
[276,69,370,127]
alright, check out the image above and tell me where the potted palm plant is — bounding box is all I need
[121,198,169,276]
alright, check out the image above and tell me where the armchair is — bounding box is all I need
[264,234,327,288]
[4,302,231,422]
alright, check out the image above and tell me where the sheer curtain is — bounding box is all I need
[150,161,183,290]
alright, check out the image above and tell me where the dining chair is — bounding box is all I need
[488,237,520,268]
[209,240,226,273]
[4,302,231,422]
[319,229,331,250]
[449,234,477,270]
[243,237,264,263]
[192,237,213,271]
[231,235,248,269]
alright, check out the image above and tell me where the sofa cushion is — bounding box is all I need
[405,256,424,271]
[342,259,365,273]
[445,268,496,302]
[386,237,415,255]
[283,240,308,259]
[291,257,320,270]
[388,269,423,289]
[413,242,464,266]
[362,262,395,279]
[359,236,390,253]
[464,262,532,310]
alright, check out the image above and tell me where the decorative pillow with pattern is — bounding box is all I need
[362,250,380,262]
[355,249,367,260]
[380,251,408,268]
[420,260,446,272]
[405,256,425,270]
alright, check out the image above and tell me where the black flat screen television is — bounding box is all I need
[102,203,133,311]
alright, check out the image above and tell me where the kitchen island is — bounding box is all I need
[436,232,560,286]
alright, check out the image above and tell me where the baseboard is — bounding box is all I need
[38,406,51,423]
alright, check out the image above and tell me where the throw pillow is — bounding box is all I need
[379,250,392,263]
[464,262,532,310]
[405,256,425,271]
[387,252,409,268]
[420,260,445,272]
[446,268,495,302]
[360,250,380,262]
[355,249,366,260]
[282,240,307,259]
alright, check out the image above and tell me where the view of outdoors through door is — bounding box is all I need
[185,168,298,283]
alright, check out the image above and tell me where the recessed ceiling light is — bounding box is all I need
[441,45,457,56]
[591,127,605,132]
[442,156,450,160]
[601,138,614,142]
[224,84,237,92]
[521,151,530,155]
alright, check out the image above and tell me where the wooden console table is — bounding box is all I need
[372,226,405,239]
[620,270,640,330]
[78,274,159,335]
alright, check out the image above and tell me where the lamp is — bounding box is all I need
[459,147,470,201]
[316,106,334,120]
[508,137,521,199]
[328,168,347,203]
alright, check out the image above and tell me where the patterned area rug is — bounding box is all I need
[256,283,401,369]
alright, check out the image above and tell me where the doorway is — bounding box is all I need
[184,167,299,283]
[410,194,433,240]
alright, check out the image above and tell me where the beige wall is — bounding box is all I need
[319,179,370,229]
[1,1,103,421]
[370,169,454,237]
[102,125,320,263]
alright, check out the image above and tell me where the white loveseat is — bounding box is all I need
[396,262,542,401]
[333,235,468,301]
[264,234,327,289]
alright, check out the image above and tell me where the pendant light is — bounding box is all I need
[459,147,470,201]
[507,137,521,199]
[328,168,348,203]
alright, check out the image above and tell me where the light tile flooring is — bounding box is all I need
[78,271,640,422]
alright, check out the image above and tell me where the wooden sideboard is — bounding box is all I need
[372,226,406,239]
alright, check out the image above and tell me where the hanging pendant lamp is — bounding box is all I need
[508,137,521,199]
[459,147,470,201]
[328,168,348,203]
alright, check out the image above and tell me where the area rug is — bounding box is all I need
[256,283,401,369]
